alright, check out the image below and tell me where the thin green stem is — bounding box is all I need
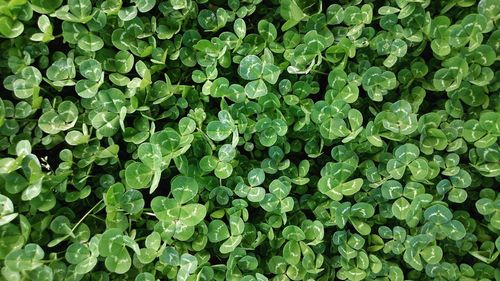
[90,214,106,223]
[70,199,104,233]
[197,128,216,150]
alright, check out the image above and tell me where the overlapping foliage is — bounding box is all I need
[0,0,499,280]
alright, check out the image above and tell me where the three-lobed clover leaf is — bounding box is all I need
[238,55,281,99]
[208,215,245,254]
[403,234,443,271]
[11,66,43,99]
[475,192,500,230]
[65,236,99,274]
[260,178,294,224]
[361,66,397,101]
[5,243,45,272]
[463,111,499,148]
[0,0,498,279]
[105,183,145,215]
[436,169,472,203]
[421,204,466,241]
[206,110,237,142]
[38,101,78,134]
[333,201,375,235]
[318,146,363,201]
[98,228,139,274]
[255,117,288,147]
[387,144,430,180]
[235,168,266,202]
[151,187,206,228]
[377,100,418,136]
[326,67,359,103]
[137,231,162,264]
[378,226,407,255]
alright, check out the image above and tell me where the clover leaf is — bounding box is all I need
[0,1,498,280]
[38,101,78,134]
[403,234,443,271]
[5,243,44,272]
[98,228,139,274]
[0,194,18,226]
[238,55,281,99]
[361,66,397,101]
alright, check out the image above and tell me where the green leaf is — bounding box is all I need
[420,246,443,264]
[262,64,281,84]
[282,225,306,241]
[125,162,153,189]
[269,179,291,199]
[234,18,246,39]
[120,190,145,214]
[151,197,179,222]
[69,0,93,19]
[79,59,102,82]
[105,246,131,274]
[215,162,233,179]
[5,244,44,271]
[219,235,242,254]
[179,204,207,226]
[238,55,263,80]
[248,168,265,186]
[245,79,268,99]
[208,220,230,243]
[171,176,198,204]
[0,17,24,38]
[78,33,104,52]
[65,243,91,265]
[38,101,79,134]
[0,1,498,279]
[206,121,232,141]
[0,194,18,226]
[424,205,452,224]
[50,215,73,236]
[135,0,156,13]
[392,198,410,220]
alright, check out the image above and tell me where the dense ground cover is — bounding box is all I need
[0,0,499,280]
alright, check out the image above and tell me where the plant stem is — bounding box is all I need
[70,199,104,233]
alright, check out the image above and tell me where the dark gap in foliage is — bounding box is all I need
[33,141,65,169]
[47,22,66,53]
